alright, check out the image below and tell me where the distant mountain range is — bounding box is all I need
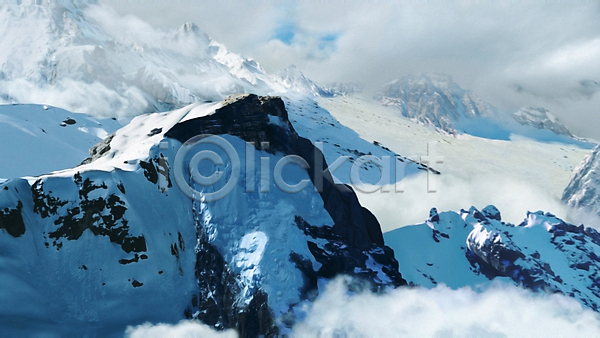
[374,73,575,139]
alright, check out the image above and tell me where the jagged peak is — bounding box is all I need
[563,144,600,216]
[514,106,557,123]
[274,65,333,97]
[413,72,454,87]
[0,2,276,117]
[276,64,306,77]
[375,72,497,134]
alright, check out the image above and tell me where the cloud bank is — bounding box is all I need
[357,172,573,233]
[126,278,600,337]
[125,320,237,338]
[294,278,600,336]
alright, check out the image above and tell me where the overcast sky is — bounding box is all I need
[100,0,600,139]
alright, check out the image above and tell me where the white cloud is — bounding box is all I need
[357,173,572,233]
[566,206,600,231]
[123,279,600,337]
[125,320,238,338]
[293,278,600,336]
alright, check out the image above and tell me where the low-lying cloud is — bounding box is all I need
[126,278,600,337]
[294,278,600,336]
[125,320,237,338]
[356,173,573,233]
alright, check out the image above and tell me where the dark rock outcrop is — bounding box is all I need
[166,94,390,251]
[169,94,405,334]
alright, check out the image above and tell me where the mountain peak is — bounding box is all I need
[0,4,276,117]
[0,95,405,335]
[375,72,497,134]
[386,204,600,312]
[273,65,333,97]
[178,22,203,36]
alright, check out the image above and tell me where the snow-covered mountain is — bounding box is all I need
[272,66,334,97]
[385,205,600,311]
[563,145,600,218]
[0,94,406,335]
[513,106,573,137]
[374,73,499,135]
[3,1,600,335]
[272,66,366,98]
[374,73,586,142]
[0,2,280,118]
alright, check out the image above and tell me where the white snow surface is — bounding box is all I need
[0,104,121,178]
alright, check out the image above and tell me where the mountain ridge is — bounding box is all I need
[385,204,600,312]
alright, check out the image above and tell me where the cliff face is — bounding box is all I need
[0,94,404,336]
[563,145,600,218]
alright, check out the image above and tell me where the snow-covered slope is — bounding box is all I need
[317,96,594,231]
[0,2,278,117]
[0,104,121,178]
[0,94,405,335]
[513,106,573,137]
[563,145,600,218]
[385,205,600,311]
